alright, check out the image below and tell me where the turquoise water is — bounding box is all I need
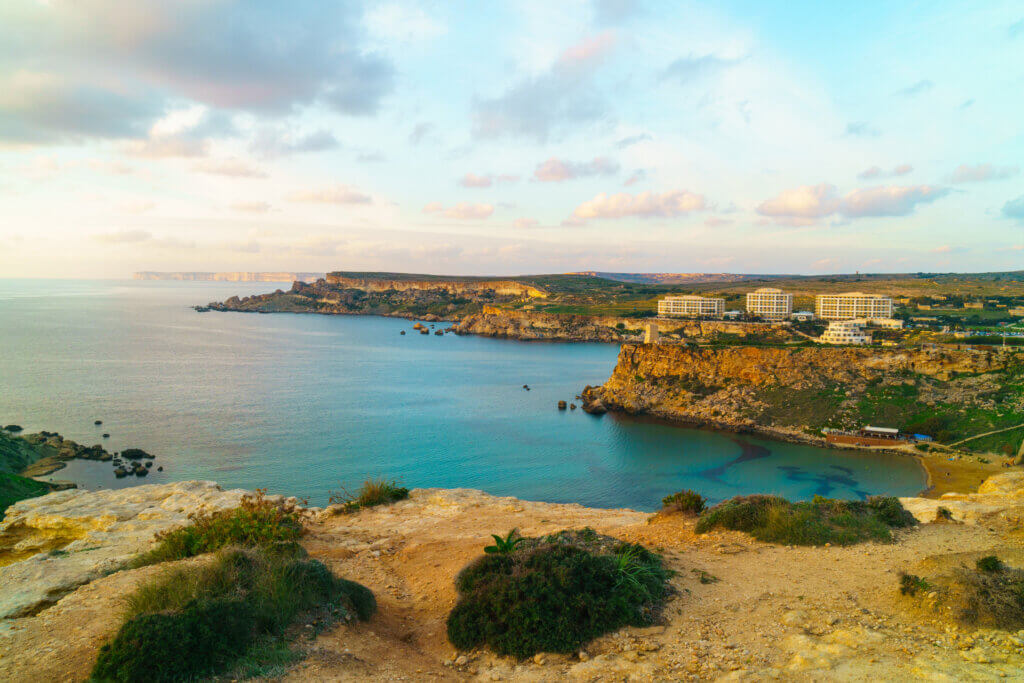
[0,280,926,511]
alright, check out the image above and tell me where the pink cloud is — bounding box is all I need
[572,190,707,220]
[423,202,494,219]
[288,184,372,204]
[757,183,947,223]
[557,31,617,70]
[459,173,493,188]
[949,163,1019,183]
[192,158,267,178]
[533,156,619,182]
[514,218,539,229]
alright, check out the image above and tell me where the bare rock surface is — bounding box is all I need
[0,481,246,618]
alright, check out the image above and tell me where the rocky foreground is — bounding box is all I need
[2,475,1024,681]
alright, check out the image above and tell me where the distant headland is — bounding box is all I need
[133,271,324,282]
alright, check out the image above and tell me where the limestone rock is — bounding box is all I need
[0,481,247,618]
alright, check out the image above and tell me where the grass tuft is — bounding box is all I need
[328,478,409,513]
[660,489,706,515]
[695,494,915,546]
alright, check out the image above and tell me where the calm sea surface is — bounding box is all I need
[0,280,925,510]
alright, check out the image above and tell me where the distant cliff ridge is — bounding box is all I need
[325,274,548,298]
[134,272,324,282]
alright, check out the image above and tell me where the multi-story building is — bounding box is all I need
[745,287,793,321]
[815,292,893,320]
[657,295,725,318]
[819,320,871,345]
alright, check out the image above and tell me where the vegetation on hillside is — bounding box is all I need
[132,489,304,567]
[93,547,375,682]
[327,478,409,513]
[900,556,1024,631]
[447,528,669,658]
[0,472,51,515]
[695,494,916,546]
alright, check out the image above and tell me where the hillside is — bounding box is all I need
[583,344,1024,457]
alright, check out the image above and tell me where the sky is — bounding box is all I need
[1,0,1022,278]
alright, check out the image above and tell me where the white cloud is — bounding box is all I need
[949,163,1019,183]
[192,158,267,178]
[459,173,493,188]
[758,183,949,223]
[756,184,840,225]
[533,157,619,182]
[572,190,707,219]
[288,184,372,205]
[840,185,948,217]
[423,202,494,219]
[365,4,447,43]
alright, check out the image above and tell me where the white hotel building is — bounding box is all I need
[657,295,725,318]
[745,287,793,321]
[815,292,894,321]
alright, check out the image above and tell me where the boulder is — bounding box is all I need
[558,401,567,410]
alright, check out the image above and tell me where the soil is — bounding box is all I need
[2,487,1023,682]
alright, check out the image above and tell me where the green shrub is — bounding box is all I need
[661,489,706,515]
[484,529,525,554]
[899,572,931,596]
[447,531,668,658]
[977,555,1004,573]
[328,479,409,513]
[133,490,303,567]
[97,548,375,682]
[695,494,915,546]
[0,471,51,514]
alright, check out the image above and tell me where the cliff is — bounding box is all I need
[325,274,548,298]
[4,477,1024,680]
[134,272,323,282]
[584,344,1024,453]
[454,305,789,343]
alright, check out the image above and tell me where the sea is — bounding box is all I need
[0,279,926,511]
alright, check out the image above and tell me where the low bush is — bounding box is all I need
[447,528,669,658]
[95,548,375,682]
[899,572,931,596]
[661,489,706,515]
[133,489,303,567]
[328,478,409,513]
[695,494,915,546]
[949,564,1024,630]
[977,555,1004,573]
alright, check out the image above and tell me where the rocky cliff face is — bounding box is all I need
[584,344,1019,447]
[325,275,548,299]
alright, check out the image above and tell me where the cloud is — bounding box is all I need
[841,185,948,217]
[757,184,840,225]
[1003,194,1024,222]
[124,136,209,158]
[288,184,372,205]
[93,229,152,244]
[845,121,880,137]
[572,189,706,220]
[249,127,339,159]
[623,170,646,186]
[949,163,1020,183]
[365,4,447,43]
[472,32,616,141]
[408,122,435,145]
[0,2,393,144]
[423,202,494,219]
[192,158,267,178]
[895,79,934,97]
[592,0,641,25]
[533,157,619,182]
[661,53,741,85]
[514,218,540,229]
[230,201,271,213]
[929,244,966,254]
[615,133,651,148]
[858,164,913,179]
[459,173,493,188]
[704,217,733,227]
[0,71,163,144]
[757,183,948,223]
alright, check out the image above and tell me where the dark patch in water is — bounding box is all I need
[698,438,773,483]
[776,465,871,500]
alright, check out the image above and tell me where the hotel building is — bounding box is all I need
[745,287,793,321]
[819,320,872,345]
[815,292,893,321]
[657,295,725,318]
